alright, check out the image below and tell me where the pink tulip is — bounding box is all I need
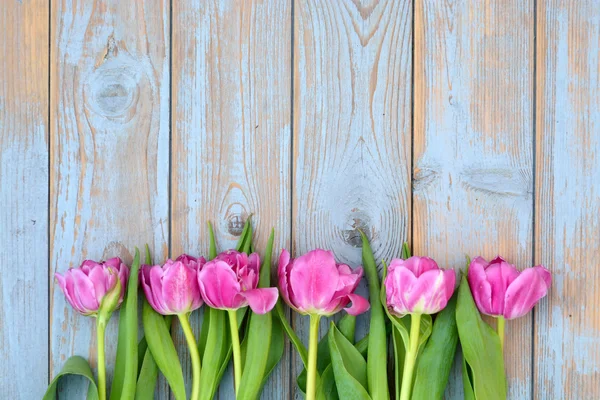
[277,249,370,316]
[140,254,205,315]
[468,256,551,320]
[384,256,455,316]
[55,258,129,316]
[197,250,279,314]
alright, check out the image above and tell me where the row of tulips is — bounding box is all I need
[46,221,551,400]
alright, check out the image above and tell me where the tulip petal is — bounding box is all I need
[289,249,339,312]
[486,261,520,314]
[242,288,279,314]
[405,269,452,314]
[385,265,416,316]
[277,249,296,310]
[149,265,170,314]
[504,267,551,319]
[71,268,99,313]
[198,261,244,309]
[87,265,109,303]
[401,256,439,276]
[344,293,370,315]
[468,257,495,316]
[162,261,201,313]
[534,265,552,287]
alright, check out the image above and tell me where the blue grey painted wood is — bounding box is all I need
[49,0,170,398]
[0,1,49,399]
[0,0,596,399]
[535,1,600,398]
[293,0,413,398]
[171,1,292,398]
[413,1,535,398]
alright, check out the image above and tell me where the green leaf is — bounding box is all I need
[328,323,371,400]
[456,275,506,400]
[135,316,172,400]
[401,242,411,259]
[275,301,308,367]
[238,229,282,400]
[43,356,99,400]
[198,307,230,400]
[462,351,476,400]
[137,337,147,376]
[235,217,252,252]
[110,248,141,400]
[259,228,274,287]
[412,294,459,400]
[391,325,405,400]
[144,243,152,265]
[359,231,389,400]
[142,300,186,400]
[208,221,217,259]
[259,316,285,389]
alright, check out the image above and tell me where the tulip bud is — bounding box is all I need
[467,256,551,320]
[140,255,205,315]
[197,250,279,314]
[277,249,370,317]
[98,271,122,320]
[384,256,455,316]
[55,258,129,316]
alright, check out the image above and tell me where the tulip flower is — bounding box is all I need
[140,254,205,400]
[468,256,551,349]
[55,257,129,316]
[277,249,369,400]
[383,255,456,400]
[55,258,129,400]
[384,256,456,316]
[197,250,279,395]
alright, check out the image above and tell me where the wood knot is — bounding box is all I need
[225,210,250,237]
[342,216,372,248]
[84,64,140,122]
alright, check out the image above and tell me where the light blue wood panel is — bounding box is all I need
[171,1,292,398]
[413,1,535,398]
[0,1,49,399]
[293,0,413,398]
[49,0,170,398]
[535,1,600,398]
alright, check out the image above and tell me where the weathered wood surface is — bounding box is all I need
[292,0,413,397]
[413,1,535,398]
[49,0,170,398]
[534,1,600,399]
[0,1,49,399]
[171,0,292,398]
[1,0,599,398]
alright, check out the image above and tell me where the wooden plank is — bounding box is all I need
[534,1,600,398]
[293,0,412,397]
[0,2,49,399]
[171,1,292,398]
[50,0,170,398]
[413,0,534,398]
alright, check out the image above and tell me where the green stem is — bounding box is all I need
[400,313,421,400]
[178,313,201,400]
[306,314,321,400]
[96,316,108,400]
[497,316,506,351]
[228,310,242,396]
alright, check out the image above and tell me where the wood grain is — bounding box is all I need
[413,0,534,398]
[293,0,412,397]
[171,1,292,398]
[534,1,600,398]
[0,1,49,399]
[50,0,170,398]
